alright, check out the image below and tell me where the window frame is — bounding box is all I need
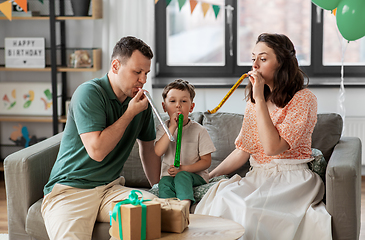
[155,1,365,79]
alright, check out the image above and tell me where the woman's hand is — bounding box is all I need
[209,149,249,179]
[248,70,265,102]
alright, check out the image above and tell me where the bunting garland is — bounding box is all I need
[190,0,198,13]
[0,0,12,20]
[212,5,220,18]
[0,0,44,20]
[156,0,222,19]
[177,0,186,11]
[201,2,210,17]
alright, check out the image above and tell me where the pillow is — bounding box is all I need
[202,112,244,172]
[148,175,229,203]
[193,175,229,202]
[308,148,327,183]
[312,113,343,161]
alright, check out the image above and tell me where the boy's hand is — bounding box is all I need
[167,165,182,177]
[169,112,180,132]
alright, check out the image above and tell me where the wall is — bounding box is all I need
[151,83,365,117]
[152,81,365,172]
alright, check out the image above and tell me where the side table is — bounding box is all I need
[159,214,245,239]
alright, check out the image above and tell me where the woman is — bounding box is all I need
[194,33,332,239]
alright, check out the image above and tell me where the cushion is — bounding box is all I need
[312,113,343,161]
[148,175,229,203]
[26,199,49,240]
[308,148,327,183]
[202,112,244,170]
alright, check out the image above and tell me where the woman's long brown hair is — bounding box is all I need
[245,33,308,108]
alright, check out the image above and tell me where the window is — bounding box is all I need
[155,0,365,79]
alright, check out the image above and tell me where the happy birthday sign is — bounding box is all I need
[5,37,45,68]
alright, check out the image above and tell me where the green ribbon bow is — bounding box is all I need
[111,190,150,240]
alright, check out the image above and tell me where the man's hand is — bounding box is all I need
[127,88,148,117]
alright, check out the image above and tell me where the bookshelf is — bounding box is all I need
[0,0,102,162]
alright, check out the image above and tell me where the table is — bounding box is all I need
[159,214,245,240]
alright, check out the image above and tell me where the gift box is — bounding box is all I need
[153,198,190,233]
[110,191,161,240]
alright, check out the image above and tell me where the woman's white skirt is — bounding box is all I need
[194,158,332,240]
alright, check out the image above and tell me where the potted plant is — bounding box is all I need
[70,0,91,16]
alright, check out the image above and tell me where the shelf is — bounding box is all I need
[0,16,49,20]
[0,115,66,123]
[0,48,101,72]
[0,0,102,20]
[0,67,51,72]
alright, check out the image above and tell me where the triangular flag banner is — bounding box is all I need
[190,0,198,14]
[14,0,28,12]
[166,0,172,7]
[0,0,12,21]
[201,2,210,17]
[38,0,44,3]
[178,0,186,11]
[155,0,159,3]
[212,5,220,18]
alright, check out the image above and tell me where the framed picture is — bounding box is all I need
[0,82,61,116]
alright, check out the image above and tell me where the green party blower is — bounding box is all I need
[174,114,184,169]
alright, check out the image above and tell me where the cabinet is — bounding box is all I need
[0,0,102,164]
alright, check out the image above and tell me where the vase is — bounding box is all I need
[70,0,91,16]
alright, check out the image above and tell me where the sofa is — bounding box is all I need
[4,112,361,240]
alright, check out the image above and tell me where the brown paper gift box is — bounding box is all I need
[153,198,190,233]
[110,200,161,240]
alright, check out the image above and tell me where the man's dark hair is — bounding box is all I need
[111,36,153,64]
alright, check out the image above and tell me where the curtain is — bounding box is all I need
[100,0,156,94]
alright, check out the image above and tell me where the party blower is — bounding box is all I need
[174,114,184,169]
[207,73,248,114]
[143,91,175,142]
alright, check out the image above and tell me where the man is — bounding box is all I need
[41,36,160,240]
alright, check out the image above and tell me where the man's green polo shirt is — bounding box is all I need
[44,74,156,195]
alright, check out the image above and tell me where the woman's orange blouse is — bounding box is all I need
[235,88,318,164]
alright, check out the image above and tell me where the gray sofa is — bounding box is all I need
[4,112,361,240]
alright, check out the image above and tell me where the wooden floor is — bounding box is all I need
[0,175,364,237]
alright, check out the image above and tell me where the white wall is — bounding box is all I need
[152,85,365,117]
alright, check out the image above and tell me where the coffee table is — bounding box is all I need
[159,214,245,239]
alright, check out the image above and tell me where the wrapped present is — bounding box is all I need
[110,190,161,240]
[153,198,190,233]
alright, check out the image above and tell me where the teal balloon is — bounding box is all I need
[336,0,365,41]
[312,0,341,10]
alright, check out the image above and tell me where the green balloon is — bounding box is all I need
[336,0,365,41]
[312,0,341,10]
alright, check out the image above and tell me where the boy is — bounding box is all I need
[155,79,216,207]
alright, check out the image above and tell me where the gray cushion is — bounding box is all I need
[312,113,343,161]
[202,112,250,176]
[26,199,49,240]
